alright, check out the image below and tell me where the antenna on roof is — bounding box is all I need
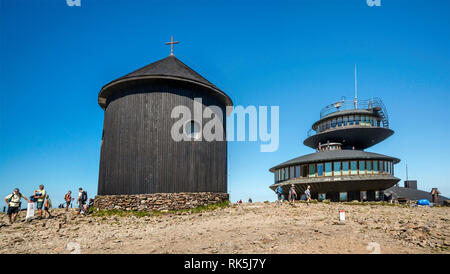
[354,64,358,109]
[406,162,409,182]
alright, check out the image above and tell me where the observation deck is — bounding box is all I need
[304,98,394,150]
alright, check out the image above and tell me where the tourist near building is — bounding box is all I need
[97,37,233,196]
[269,95,401,202]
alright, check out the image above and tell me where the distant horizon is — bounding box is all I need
[1,0,449,208]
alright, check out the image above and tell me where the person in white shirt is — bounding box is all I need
[304,185,311,206]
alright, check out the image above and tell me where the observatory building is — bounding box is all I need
[97,41,232,196]
[269,97,400,202]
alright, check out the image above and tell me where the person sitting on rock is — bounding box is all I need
[84,198,94,214]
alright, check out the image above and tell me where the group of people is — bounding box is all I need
[63,188,94,214]
[275,184,311,205]
[3,185,52,224]
[236,198,253,204]
[3,185,94,224]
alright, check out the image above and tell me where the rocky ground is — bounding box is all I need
[0,202,448,254]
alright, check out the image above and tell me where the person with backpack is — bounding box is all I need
[288,185,297,204]
[64,190,72,211]
[275,185,283,203]
[304,185,311,206]
[77,187,88,214]
[4,188,31,224]
[34,185,47,219]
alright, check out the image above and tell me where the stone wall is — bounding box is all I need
[94,192,229,212]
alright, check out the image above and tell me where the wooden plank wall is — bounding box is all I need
[98,80,228,195]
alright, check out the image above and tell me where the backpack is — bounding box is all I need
[7,193,22,207]
[29,195,37,202]
[6,193,13,203]
[276,186,282,194]
[81,191,87,202]
[32,191,44,202]
[45,197,52,209]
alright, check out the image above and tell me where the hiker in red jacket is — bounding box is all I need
[64,190,72,211]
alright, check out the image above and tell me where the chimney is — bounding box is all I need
[404,180,417,190]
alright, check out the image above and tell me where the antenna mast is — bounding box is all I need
[354,64,358,109]
[406,163,409,182]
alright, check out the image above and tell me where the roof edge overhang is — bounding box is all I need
[303,127,395,150]
[269,151,401,172]
[268,175,401,192]
[98,75,233,110]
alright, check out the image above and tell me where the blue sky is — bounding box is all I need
[1,0,449,207]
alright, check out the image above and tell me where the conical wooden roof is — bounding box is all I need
[98,55,232,108]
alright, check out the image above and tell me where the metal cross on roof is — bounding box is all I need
[165,36,179,56]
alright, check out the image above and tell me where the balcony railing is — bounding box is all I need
[320,97,389,126]
[307,97,390,137]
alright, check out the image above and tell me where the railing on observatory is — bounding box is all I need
[307,97,390,137]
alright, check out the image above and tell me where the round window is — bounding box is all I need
[184,120,201,140]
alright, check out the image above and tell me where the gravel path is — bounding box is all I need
[0,202,448,254]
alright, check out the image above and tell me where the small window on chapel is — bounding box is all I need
[184,120,201,140]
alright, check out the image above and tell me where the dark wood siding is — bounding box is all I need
[98,81,227,195]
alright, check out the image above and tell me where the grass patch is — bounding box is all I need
[342,201,409,207]
[175,200,230,214]
[297,199,319,204]
[437,246,449,252]
[91,200,230,218]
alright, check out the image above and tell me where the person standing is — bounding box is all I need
[288,185,297,204]
[430,188,441,204]
[34,185,47,219]
[305,185,311,206]
[4,188,31,224]
[275,185,283,203]
[77,188,87,214]
[64,191,72,211]
[43,194,52,219]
